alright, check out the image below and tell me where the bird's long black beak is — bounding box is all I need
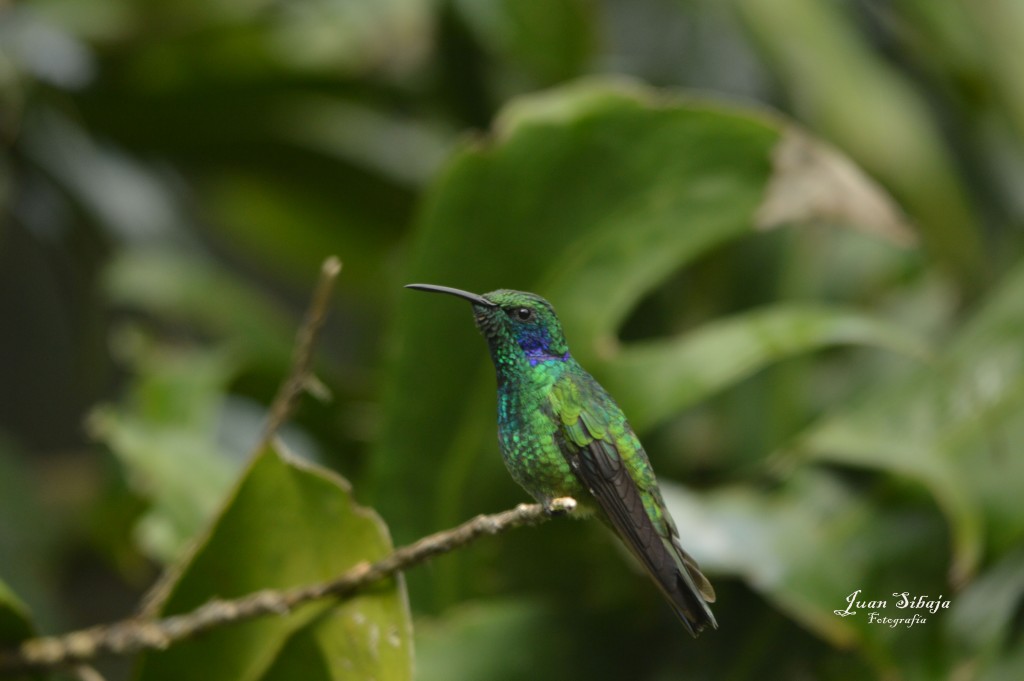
[405,283,497,307]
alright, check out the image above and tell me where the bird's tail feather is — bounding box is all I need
[572,439,716,637]
[660,537,717,636]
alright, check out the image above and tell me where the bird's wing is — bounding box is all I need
[550,374,717,637]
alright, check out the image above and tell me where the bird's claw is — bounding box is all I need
[545,496,578,516]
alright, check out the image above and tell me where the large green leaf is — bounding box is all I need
[371,78,920,551]
[136,443,413,681]
[789,261,1024,581]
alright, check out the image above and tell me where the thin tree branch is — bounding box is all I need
[0,498,577,675]
[258,255,342,448]
[136,256,342,619]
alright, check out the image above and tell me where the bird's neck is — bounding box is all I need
[492,346,573,392]
[523,346,571,366]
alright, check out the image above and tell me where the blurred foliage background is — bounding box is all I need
[3,0,1024,679]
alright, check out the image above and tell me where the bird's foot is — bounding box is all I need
[544,496,578,517]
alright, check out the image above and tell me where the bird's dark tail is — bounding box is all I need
[606,503,717,637]
[661,537,717,637]
[571,440,717,637]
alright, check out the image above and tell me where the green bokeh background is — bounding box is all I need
[2,1,1024,679]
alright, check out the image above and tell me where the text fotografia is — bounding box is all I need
[833,590,951,628]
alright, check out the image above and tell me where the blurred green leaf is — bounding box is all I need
[662,470,950,677]
[0,438,57,633]
[0,577,43,681]
[979,647,1024,681]
[89,339,242,562]
[733,0,985,290]
[959,1,1024,145]
[104,250,296,368]
[19,107,184,242]
[0,578,33,647]
[269,0,435,78]
[272,96,452,186]
[454,0,596,85]
[949,547,1024,661]
[601,303,930,432]
[136,442,412,681]
[58,0,436,84]
[888,0,985,88]
[201,168,411,301]
[415,600,565,681]
[789,261,1024,582]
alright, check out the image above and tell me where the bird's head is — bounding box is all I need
[406,284,570,368]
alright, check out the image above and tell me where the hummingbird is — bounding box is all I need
[406,284,717,636]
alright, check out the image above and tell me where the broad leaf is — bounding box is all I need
[135,443,412,681]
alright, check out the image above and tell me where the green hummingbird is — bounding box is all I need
[406,284,717,636]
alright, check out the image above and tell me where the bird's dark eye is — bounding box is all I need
[515,307,533,321]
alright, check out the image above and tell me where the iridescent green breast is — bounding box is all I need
[496,359,585,505]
